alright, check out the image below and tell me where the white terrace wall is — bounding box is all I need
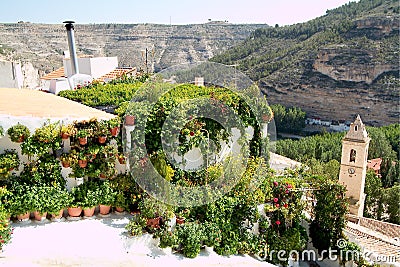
[0,114,126,190]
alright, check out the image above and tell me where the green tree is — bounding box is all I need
[383,185,400,224]
[271,104,306,134]
[368,128,396,160]
[363,170,383,219]
[309,180,348,256]
[381,158,399,188]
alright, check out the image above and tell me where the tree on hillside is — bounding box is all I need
[271,104,306,134]
[368,128,396,160]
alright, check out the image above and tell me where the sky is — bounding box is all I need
[1,0,356,26]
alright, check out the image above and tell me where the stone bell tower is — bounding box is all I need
[338,115,370,217]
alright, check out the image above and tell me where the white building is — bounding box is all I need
[41,55,135,94]
[0,60,23,89]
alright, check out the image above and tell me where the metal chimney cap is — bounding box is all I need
[63,21,75,24]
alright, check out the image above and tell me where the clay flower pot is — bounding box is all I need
[98,136,107,144]
[16,212,30,221]
[61,160,70,168]
[99,204,111,215]
[83,207,95,217]
[16,135,25,143]
[61,133,70,140]
[109,127,119,137]
[115,207,125,213]
[68,207,82,217]
[176,217,185,225]
[146,217,161,228]
[52,209,64,220]
[78,137,88,145]
[125,115,135,126]
[33,211,47,221]
[78,159,87,168]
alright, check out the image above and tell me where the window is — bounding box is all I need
[350,149,356,162]
[354,125,358,131]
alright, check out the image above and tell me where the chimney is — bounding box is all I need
[63,21,79,75]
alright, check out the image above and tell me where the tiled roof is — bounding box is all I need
[95,67,136,82]
[367,158,382,172]
[40,67,136,82]
[41,67,65,80]
[345,222,400,265]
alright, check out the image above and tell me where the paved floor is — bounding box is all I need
[0,213,275,267]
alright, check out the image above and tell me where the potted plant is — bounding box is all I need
[78,151,88,168]
[0,150,20,179]
[76,129,90,145]
[108,117,121,137]
[67,189,82,218]
[47,187,70,220]
[0,186,13,219]
[95,120,109,144]
[61,124,77,139]
[73,181,99,217]
[202,221,221,248]
[175,222,205,258]
[116,153,126,164]
[156,228,178,250]
[10,185,35,221]
[124,114,135,126]
[34,121,60,143]
[114,191,128,213]
[87,145,101,162]
[60,152,76,168]
[7,123,30,143]
[139,196,173,230]
[0,205,12,251]
[97,180,117,215]
[125,216,147,236]
[32,186,52,221]
[176,208,190,225]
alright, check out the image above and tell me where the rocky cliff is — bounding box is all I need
[212,0,399,126]
[0,22,267,86]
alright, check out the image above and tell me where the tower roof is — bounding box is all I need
[343,114,370,142]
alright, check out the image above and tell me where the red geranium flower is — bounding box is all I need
[273,181,278,186]
[190,131,194,136]
[275,220,281,225]
[273,198,278,203]
[275,203,280,208]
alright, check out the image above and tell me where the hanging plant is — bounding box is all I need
[34,121,60,143]
[61,124,77,139]
[7,123,30,143]
[0,150,20,178]
[108,117,121,137]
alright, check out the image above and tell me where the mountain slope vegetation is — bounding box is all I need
[212,0,399,126]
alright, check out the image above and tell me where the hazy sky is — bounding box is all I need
[1,0,355,26]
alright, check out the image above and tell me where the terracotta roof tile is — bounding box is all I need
[345,223,400,264]
[41,67,65,80]
[95,67,136,82]
[367,158,382,172]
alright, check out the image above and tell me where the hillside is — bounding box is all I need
[0,22,267,87]
[211,0,399,126]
